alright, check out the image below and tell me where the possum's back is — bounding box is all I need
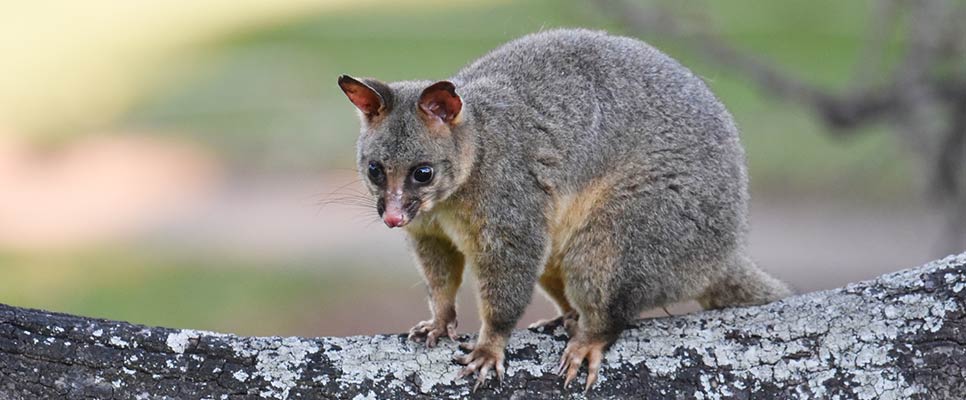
[454,28,741,181]
[456,29,735,151]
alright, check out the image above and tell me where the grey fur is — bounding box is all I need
[339,28,791,388]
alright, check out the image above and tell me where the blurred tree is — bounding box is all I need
[594,0,966,252]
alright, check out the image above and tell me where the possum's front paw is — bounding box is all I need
[407,318,457,348]
[455,341,506,391]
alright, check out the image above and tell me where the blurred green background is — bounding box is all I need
[0,0,942,337]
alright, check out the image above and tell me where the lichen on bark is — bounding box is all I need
[1,253,964,399]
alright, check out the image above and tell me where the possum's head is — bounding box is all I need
[338,75,477,228]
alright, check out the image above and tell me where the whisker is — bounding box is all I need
[354,210,384,222]
[317,198,374,207]
[301,178,363,200]
[315,197,376,217]
[317,191,376,210]
[326,179,366,195]
[317,193,374,202]
[319,203,377,212]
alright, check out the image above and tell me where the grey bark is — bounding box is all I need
[2,253,965,400]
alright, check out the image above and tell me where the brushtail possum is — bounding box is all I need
[337,28,790,391]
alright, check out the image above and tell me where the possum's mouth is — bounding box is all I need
[379,197,426,228]
[394,199,430,228]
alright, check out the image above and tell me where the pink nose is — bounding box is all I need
[383,213,406,228]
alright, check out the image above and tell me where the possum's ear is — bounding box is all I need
[338,75,388,122]
[418,81,462,126]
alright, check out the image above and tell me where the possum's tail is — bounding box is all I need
[697,252,792,310]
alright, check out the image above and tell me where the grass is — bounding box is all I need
[0,249,404,336]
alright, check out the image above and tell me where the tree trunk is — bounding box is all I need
[2,253,965,399]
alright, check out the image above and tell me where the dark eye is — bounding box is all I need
[367,161,384,183]
[412,165,434,184]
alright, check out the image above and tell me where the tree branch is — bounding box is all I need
[2,253,965,399]
[589,0,964,133]
[593,0,823,106]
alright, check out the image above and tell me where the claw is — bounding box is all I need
[447,323,458,341]
[557,338,608,391]
[585,348,603,392]
[453,342,505,391]
[458,359,480,378]
[455,354,469,366]
[528,315,564,331]
[474,364,490,392]
[408,318,457,347]
[563,354,581,388]
[529,311,580,334]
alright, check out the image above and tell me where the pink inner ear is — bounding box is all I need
[419,81,462,124]
[348,92,377,114]
[347,88,380,116]
[339,77,383,118]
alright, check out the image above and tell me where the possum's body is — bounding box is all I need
[339,28,791,391]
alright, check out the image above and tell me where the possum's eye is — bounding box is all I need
[411,165,434,184]
[367,161,385,184]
